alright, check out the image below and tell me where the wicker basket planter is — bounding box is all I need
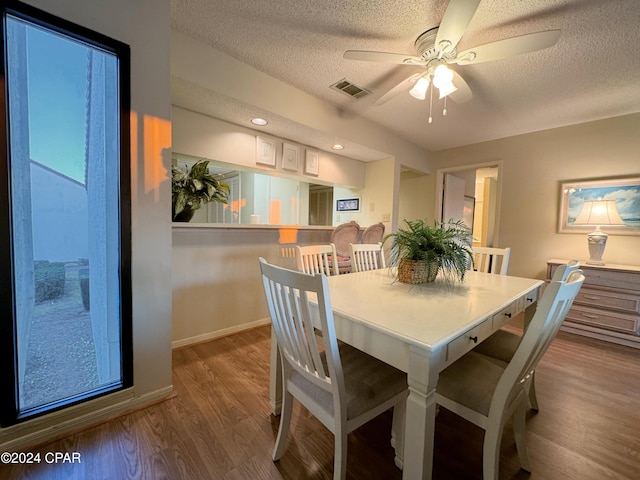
[398,258,439,284]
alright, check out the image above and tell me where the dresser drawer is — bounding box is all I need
[565,305,639,335]
[575,287,640,314]
[446,318,493,363]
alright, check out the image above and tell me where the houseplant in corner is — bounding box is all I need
[172,159,230,222]
[384,219,473,284]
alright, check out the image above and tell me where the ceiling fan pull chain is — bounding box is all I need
[443,95,448,116]
[428,82,434,124]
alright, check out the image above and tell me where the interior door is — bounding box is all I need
[441,173,466,223]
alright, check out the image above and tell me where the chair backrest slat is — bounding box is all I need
[296,244,339,276]
[472,246,511,275]
[349,242,386,272]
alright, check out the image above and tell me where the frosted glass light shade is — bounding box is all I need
[438,81,458,99]
[409,77,430,100]
[432,65,454,88]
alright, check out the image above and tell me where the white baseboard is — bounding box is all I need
[171,318,271,349]
[0,386,174,452]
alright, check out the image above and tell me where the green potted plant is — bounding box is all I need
[384,219,473,283]
[172,159,230,222]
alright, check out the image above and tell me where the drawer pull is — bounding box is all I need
[581,313,600,319]
[504,312,512,318]
[583,295,601,300]
[470,336,478,344]
[526,297,534,303]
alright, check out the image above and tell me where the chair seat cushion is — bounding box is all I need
[437,352,507,416]
[291,342,407,419]
[472,329,521,363]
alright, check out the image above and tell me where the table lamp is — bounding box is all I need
[573,199,625,265]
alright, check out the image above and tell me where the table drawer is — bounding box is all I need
[492,302,517,329]
[574,288,640,315]
[565,305,639,335]
[446,318,493,363]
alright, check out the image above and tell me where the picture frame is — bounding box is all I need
[256,136,276,167]
[336,197,360,212]
[558,176,640,235]
[305,149,320,176]
[282,143,300,171]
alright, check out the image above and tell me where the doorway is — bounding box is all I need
[436,162,502,247]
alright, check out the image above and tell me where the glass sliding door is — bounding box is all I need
[0,0,131,425]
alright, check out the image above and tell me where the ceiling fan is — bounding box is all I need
[343,0,560,118]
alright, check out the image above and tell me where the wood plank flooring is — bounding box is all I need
[3,320,640,479]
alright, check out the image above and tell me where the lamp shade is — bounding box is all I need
[573,199,625,226]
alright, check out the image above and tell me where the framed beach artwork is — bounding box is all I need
[558,176,640,235]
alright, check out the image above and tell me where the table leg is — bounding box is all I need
[402,346,441,480]
[269,329,282,416]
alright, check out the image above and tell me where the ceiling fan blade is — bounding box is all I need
[343,50,426,66]
[448,70,472,104]
[435,0,481,53]
[374,73,424,106]
[453,29,561,65]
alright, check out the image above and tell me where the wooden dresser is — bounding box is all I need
[547,259,640,348]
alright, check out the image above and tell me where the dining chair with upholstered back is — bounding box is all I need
[436,267,584,479]
[361,222,385,244]
[258,258,408,480]
[472,246,511,275]
[349,242,386,273]
[296,244,339,276]
[473,259,580,411]
[330,221,360,274]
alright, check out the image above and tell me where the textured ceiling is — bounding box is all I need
[170,0,640,160]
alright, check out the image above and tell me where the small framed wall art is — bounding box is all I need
[256,136,276,167]
[305,149,320,176]
[336,197,360,212]
[282,143,300,171]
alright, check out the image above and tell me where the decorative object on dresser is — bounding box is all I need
[573,199,625,265]
[547,259,640,348]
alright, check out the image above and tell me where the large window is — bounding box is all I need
[0,1,131,425]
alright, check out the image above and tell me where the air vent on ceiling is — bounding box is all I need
[330,78,370,99]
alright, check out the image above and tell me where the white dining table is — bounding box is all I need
[269,268,543,480]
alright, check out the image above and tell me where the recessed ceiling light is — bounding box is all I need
[251,118,268,126]
[331,144,344,150]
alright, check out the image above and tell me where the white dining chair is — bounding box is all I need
[296,244,339,276]
[473,260,580,411]
[258,258,408,480]
[436,268,584,479]
[349,242,386,272]
[472,246,511,275]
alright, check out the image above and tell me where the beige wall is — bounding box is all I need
[429,114,640,279]
[1,0,173,450]
[173,107,367,189]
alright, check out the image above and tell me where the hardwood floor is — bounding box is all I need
[3,321,640,479]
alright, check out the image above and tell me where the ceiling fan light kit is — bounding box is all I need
[343,0,561,125]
